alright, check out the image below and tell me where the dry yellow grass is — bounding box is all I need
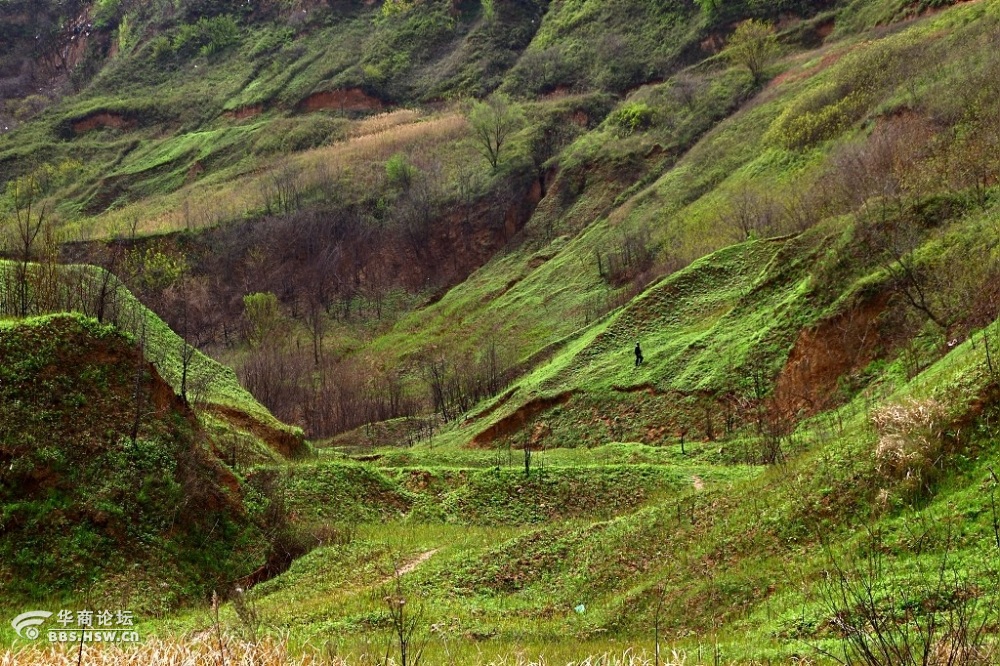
[87,112,471,240]
[348,109,424,138]
[477,649,690,665]
[0,641,712,666]
[0,636,329,665]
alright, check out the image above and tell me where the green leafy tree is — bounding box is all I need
[381,0,418,18]
[243,291,283,348]
[482,0,495,21]
[385,153,418,190]
[468,94,524,170]
[725,19,779,85]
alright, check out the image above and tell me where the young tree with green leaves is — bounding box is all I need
[468,93,524,170]
[725,19,779,85]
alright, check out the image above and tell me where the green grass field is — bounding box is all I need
[3,0,1000,663]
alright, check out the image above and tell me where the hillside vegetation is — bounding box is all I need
[3,0,1000,663]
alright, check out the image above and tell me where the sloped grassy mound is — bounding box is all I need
[0,313,271,607]
[0,260,305,457]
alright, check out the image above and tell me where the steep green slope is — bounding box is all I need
[191,232,1000,662]
[0,259,305,455]
[2,0,1000,662]
[0,313,265,609]
[366,0,1000,415]
[0,262,309,613]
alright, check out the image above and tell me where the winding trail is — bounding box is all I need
[397,548,440,575]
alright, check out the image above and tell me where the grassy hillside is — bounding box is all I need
[0,259,305,453]
[0,262,311,616]
[3,0,1000,663]
[137,231,997,663]
[0,313,266,609]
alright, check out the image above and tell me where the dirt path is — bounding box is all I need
[397,549,440,576]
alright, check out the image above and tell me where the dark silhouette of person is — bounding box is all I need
[634,341,644,367]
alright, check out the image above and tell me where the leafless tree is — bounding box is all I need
[376,554,426,666]
[720,184,779,242]
[9,174,49,316]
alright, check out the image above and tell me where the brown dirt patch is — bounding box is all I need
[185,160,205,183]
[398,548,439,575]
[775,294,889,417]
[299,88,385,113]
[469,392,574,448]
[769,46,848,89]
[816,18,835,40]
[544,85,573,99]
[463,387,519,426]
[223,104,264,121]
[204,404,306,458]
[72,112,137,134]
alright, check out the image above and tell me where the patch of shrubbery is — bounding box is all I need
[252,116,348,156]
[765,83,867,149]
[385,152,418,189]
[609,101,656,137]
[155,15,242,60]
[766,36,930,150]
[873,398,948,502]
[246,25,295,58]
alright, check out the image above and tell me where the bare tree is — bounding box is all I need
[720,184,778,242]
[376,554,426,666]
[153,265,214,406]
[301,292,326,366]
[9,174,49,316]
[128,318,152,449]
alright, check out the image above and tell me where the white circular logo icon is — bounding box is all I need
[11,611,52,640]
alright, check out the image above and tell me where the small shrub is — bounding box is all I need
[872,398,948,500]
[172,15,241,58]
[766,84,868,149]
[93,0,122,29]
[248,26,294,57]
[381,0,418,18]
[610,102,655,137]
[150,34,173,62]
[385,152,418,189]
[509,46,574,95]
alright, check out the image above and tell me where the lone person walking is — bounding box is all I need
[634,341,644,367]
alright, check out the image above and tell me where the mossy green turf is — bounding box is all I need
[126,360,1000,663]
[95,204,1000,661]
[0,313,276,616]
[0,260,299,444]
[4,0,1000,662]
